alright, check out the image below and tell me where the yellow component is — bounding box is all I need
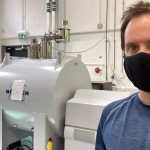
[47,139,53,150]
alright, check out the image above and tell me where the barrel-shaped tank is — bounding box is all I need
[0,58,92,136]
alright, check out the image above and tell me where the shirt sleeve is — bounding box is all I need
[95,107,107,150]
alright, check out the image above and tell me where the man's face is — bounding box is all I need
[124,14,150,56]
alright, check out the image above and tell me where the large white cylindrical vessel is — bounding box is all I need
[0,58,92,136]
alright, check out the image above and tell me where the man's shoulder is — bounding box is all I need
[103,93,137,118]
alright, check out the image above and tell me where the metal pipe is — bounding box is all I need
[51,0,57,58]
[70,29,120,35]
[113,0,117,74]
[121,0,125,73]
[122,0,125,13]
[47,0,51,33]
[99,0,102,24]
[51,0,56,33]
[64,0,66,20]
[23,0,26,30]
[21,0,26,31]
[105,0,109,81]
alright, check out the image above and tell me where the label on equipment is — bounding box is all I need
[11,80,25,101]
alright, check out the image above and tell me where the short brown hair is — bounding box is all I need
[121,1,150,50]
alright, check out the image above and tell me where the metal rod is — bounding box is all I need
[22,0,26,30]
[113,0,117,74]
[99,0,102,24]
[70,29,120,35]
[121,0,125,73]
[46,0,51,33]
[64,0,66,20]
[105,0,109,81]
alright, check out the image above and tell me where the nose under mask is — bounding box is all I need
[124,52,150,92]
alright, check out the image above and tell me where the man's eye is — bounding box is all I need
[125,45,139,54]
[127,45,137,51]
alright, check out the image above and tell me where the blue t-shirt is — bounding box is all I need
[95,93,150,150]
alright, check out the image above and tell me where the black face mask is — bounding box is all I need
[124,52,150,92]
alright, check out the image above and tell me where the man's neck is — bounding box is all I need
[138,90,150,106]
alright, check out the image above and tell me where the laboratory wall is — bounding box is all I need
[0,0,143,90]
[65,0,137,90]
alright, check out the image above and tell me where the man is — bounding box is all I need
[95,1,150,150]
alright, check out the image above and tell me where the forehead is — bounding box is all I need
[125,14,150,43]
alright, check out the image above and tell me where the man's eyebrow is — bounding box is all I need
[125,42,136,47]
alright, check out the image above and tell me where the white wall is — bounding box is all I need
[65,0,137,89]
[0,0,47,48]
[1,0,46,38]
[0,0,142,90]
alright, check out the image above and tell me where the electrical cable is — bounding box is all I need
[107,40,114,75]
[11,144,32,150]
[107,39,127,88]
[52,36,106,54]
[20,144,32,150]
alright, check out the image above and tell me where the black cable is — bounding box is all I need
[21,140,33,150]
[20,144,32,150]
[13,144,32,150]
